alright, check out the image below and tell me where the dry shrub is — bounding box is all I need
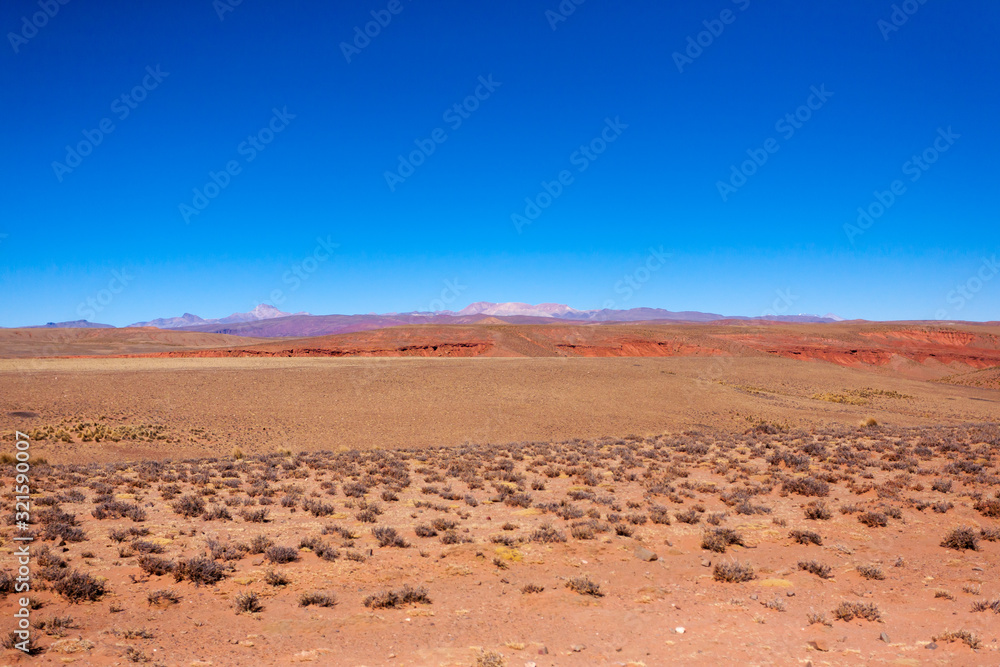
[798,560,832,579]
[566,576,604,597]
[363,585,431,609]
[934,630,980,650]
[713,561,756,583]
[53,570,108,603]
[789,529,822,545]
[832,601,881,622]
[234,591,262,614]
[174,557,226,586]
[941,527,979,551]
[299,591,337,607]
[857,511,888,528]
[857,564,885,580]
[701,527,745,553]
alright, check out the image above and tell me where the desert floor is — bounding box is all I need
[1,351,999,666]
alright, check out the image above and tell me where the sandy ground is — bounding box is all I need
[1,356,998,464]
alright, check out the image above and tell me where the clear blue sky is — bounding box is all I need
[1,0,997,326]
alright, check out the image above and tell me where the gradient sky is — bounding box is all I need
[2,0,998,326]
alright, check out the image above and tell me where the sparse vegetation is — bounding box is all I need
[832,601,881,622]
[713,561,756,583]
[566,576,604,597]
[857,564,885,580]
[234,591,263,614]
[941,527,980,551]
[798,560,832,579]
[299,591,337,607]
[363,585,431,609]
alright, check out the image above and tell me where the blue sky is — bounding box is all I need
[1,0,998,326]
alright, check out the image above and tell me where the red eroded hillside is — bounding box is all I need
[38,321,1000,381]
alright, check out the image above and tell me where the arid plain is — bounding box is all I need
[2,322,1000,665]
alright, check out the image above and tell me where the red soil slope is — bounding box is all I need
[56,321,1000,381]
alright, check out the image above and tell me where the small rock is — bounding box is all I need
[525,663,537,667]
[635,547,658,562]
[808,640,829,652]
[538,646,548,655]
[786,591,795,597]
[675,627,685,634]
[879,632,890,643]
[571,644,585,652]
[926,642,937,650]
[700,558,711,567]
[750,594,758,600]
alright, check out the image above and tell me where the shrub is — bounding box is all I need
[363,585,431,609]
[857,512,888,528]
[804,501,831,520]
[431,518,457,532]
[0,571,15,595]
[798,560,832,579]
[789,529,822,546]
[147,589,180,605]
[941,527,979,551]
[299,536,339,561]
[172,495,205,518]
[614,523,634,537]
[299,591,337,607]
[174,557,227,586]
[234,591,263,614]
[53,570,108,603]
[204,505,232,521]
[531,524,566,544]
[782,476,830,497]
[124,646,148,662]
[970,599,1000,613]
[303,499,336,517]
[974,499,1000,518]
[38,615,76,636]
[713,561,756,583]
[372,526,409,548]
[475,649,507,667]
[675,509,700,524]
[649,505,671,525]
[832,601,881,622]
[931,478,953,493]
[1,631,42,655]
[701,528,746,553]
[933,630,981,650]
[240,508,270,523]
[265,545,299,564]
[521,583,544,594]
[248,535,274,554]
[566,576,604,597]
[137,555,175,576]
[131,539,164,554]
[857,564,885,580]
[265,570,290,587]
[414,524,437,538]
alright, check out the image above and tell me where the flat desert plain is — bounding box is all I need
[1,323,1000,665]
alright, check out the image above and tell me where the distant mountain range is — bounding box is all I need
[18,302,843,337]
[128,304,307,329]
[28,320,116,329]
